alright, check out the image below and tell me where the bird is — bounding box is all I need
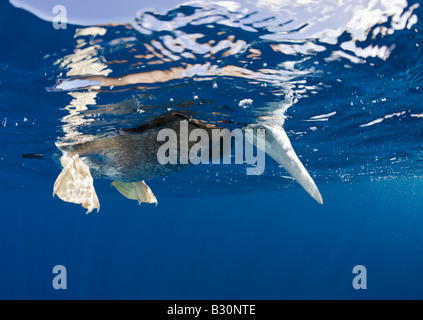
[52,112,323,213]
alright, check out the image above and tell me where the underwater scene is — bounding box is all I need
[1,0,423,299]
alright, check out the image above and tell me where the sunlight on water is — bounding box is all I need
[1,0,422,192]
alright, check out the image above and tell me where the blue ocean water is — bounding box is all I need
[1,0,423,299]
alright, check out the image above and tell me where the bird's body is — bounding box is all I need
[57,113,214,182]
[52,112,323,213]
